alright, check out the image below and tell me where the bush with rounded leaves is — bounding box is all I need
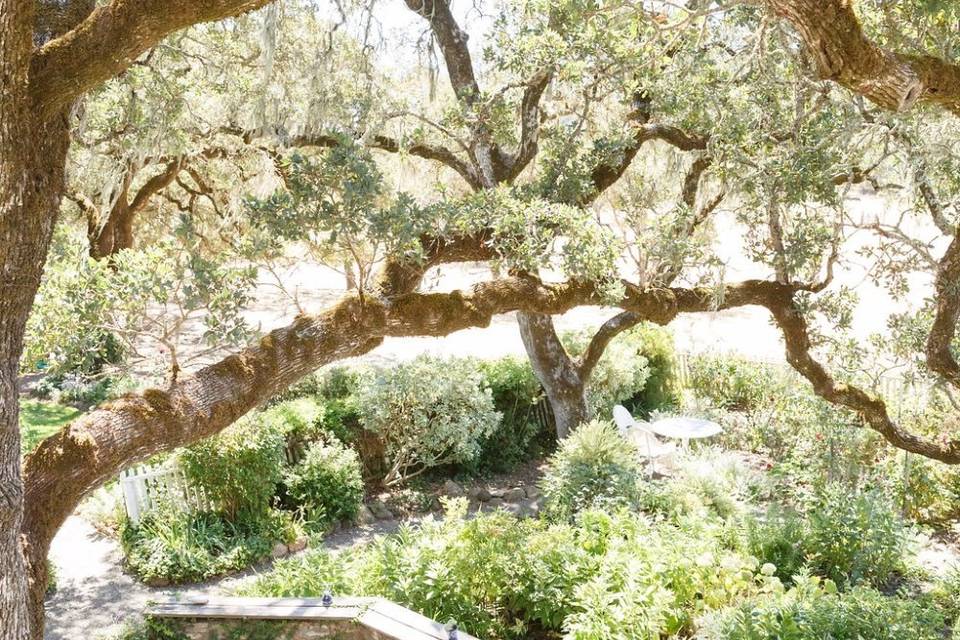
[357,355,500,485]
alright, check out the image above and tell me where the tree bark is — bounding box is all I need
[1,6,73,634]
[769,0,960,115]
[517,312,589,438]
[2,1,278,635]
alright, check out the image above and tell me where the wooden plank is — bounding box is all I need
[146,597,478,640]
[357,609,446,640]
[367,601,477,640]
[147,596,377,621]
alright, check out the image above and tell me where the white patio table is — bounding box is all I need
[647,416,723,449]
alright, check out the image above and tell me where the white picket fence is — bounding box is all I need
[119,442,305,524]
[119,462,210,524]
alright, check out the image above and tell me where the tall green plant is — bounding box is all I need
[179,419,285,521]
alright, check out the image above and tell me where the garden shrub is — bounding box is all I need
[267,372,323,404]
[622,323,681,414]
[875,406,960,524]
[246,499,533,639]
[120,506,299,584]
[742,505,807,583]
[260,397,325,446]
[284,439,364,528]
[468,356,551,474]
[265,366,363,444]
[540,420,645,521]
[357,355,500,485]
[179,418,286,521]
[245,503,772,640]
[804,483,904,588]
[318,365,363,400]
[35,372,126,409]
[640,451,756,526]
[318,396,363,445]
[700,577,945,640]
[884,453,960,525]
[929,566,960,624]
[687,353,787,412]
[563,548,671,640]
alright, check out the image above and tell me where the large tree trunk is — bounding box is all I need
[1,6,75,636]
[517,311,589,439]
[1,4,38,638]
[1,119,71,640]
[1,35,72,640]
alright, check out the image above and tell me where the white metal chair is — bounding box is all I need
[612,405,676,476]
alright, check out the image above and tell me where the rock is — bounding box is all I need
[503,487,526,502]
[488,497,503,509]
[468,486,492,502]
[288,537,308,553]
[145,576,171,588]
[443,479,466,497]
[357,505,377,525]
[518,500,542,519]
[488,487,505,499]
[370,500,393,520]
[524,485,541,499]
[502,502,522,516]
[271,542,289,559]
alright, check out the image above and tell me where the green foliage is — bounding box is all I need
[687,354,787,411]
[246,502,776,640]
[804,484,904,588]
[624,323,681,414]
[179,419,286,521]
[120,507,299,584]
[258,397,325,450]
[46,560,58,595]
[540,420,645,521]
[34,373,125,409]
[25,225,256,382]
[740,484,904,590]
[22,228,124,379]
[640,452,752,525]
[469,356,552,474]
[742,505,808,583]
[929,566,960,624]
[283,439,364,529]
[357,355,500,485]
[877,410,960,524]
[702,577,945,640]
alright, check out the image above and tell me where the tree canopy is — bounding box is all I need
[4,1,960,638]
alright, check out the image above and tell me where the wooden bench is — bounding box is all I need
[145,596,478,640]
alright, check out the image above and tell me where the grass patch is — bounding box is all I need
[20,399,81,453]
